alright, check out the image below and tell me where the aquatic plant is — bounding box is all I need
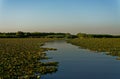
[0,38,58,78]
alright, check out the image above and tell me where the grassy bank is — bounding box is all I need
[0,38,58,78]
[67,38,120,59]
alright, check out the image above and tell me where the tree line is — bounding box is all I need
[77,33,120,38]
[0,31,77,38]
[0,31,119,38]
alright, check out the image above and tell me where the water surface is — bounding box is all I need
[42,40,120,79]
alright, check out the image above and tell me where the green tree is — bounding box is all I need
[77,33,88,38]
[16,31,24,37]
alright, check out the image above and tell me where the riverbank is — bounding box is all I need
[67,38,120,59]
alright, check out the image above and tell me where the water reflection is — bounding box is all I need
[43,41,120,79]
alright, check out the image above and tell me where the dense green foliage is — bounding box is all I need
[0,38,58,78]
[68,38,120,59]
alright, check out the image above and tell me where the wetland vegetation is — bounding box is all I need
[0,32,120,79]
[0,38,58,79]
[67,38,120,59]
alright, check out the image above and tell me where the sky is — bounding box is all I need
[0,0,120,34]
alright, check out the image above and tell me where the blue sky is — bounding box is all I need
[0,0,120,34]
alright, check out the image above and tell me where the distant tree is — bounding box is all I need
[24,32,31,37]
[77,33,88,38]
[16,31,24,37]
[65,33,72,38]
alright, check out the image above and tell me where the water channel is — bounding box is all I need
[42,40,120,79]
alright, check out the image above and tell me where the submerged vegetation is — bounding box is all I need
[0,38,58,79]
[68,38,120,59]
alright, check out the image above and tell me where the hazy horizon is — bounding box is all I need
[0,0,120,34]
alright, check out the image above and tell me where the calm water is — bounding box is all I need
[42,40,120,79]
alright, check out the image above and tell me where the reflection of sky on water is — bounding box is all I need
[43,41,120,79]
